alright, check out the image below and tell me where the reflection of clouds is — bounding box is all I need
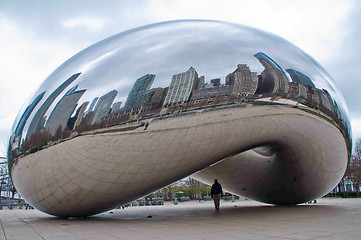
[79,51,116,73]
[13,20,350,132]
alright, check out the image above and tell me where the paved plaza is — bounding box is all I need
[1,198,361,240]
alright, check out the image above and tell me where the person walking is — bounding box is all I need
[211,179,222,210]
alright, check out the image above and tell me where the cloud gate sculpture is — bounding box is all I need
[8,20,351,217]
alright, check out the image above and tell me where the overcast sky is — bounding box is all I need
[0,0,360,155]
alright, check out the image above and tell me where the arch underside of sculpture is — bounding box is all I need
[11,105,347,217]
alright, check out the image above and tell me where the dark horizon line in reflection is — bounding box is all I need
[8,51,351,164]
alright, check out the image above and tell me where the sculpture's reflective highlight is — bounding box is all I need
[7,20,351,217]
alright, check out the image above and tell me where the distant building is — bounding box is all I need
[27,73,81,138]
[197,76,205,89]
[13,91,45,141]
[226,64,258,97]
[210,78,221,86]
[83,111,93,125]
[317,89,333,111]
[124,74,155,109]
[307,88,321,107]
[255,74,274,94]
[204,83,214,88]
[72,101,89,129]
[65,85,78,95]
[146,87,168,110]
[225,73,233,86]
[286,69,315,88]
[298,84,308,100]
[90,90,118,124]
[254,52,289,94]
[163,67,199,107]
[45,89,86,134]
[288,82,300,99]
[333,101,342,120]
[287,82,308,101]
[111,102,122,114]
[322,89,334,111]
[86,97,99,115]
[191,85,232,100]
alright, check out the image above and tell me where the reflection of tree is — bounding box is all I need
[155,178,211,200]
[52,126,72,142]
[158,185,175,199]
[0,156,8,183]
[21,129,52,153]
[74,121,92,134]
[345,139,361,197]
[53,126,63,141]
[20,126,72,154]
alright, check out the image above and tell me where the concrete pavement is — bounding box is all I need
[1,198,361,240]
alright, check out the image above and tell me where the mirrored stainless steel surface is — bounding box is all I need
[8,20,351,217]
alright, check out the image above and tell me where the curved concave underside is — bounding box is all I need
[12,105,347,217]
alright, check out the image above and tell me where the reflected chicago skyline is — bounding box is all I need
[7,20,352,217]
[8,51,350,160]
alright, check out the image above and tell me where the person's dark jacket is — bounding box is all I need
[211,182,222,196]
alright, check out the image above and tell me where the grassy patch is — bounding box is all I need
[299,108,335,126]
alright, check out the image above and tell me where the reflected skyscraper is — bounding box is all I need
[254,52,289,94]
[316,89,333,111]
[111,102,122,114]
[124,74,155,109]
[286,69,315,88]
[13,91,45,141]
[190,85,232,101]
[197,76,205,89]
[69,101,89,130]
[90,90,118,124]
[45,89,86,134]
[27,73,81,138]
[65,85,78,95]
[255,74,274,94]
[322,89,334,111]
[86,97,98,115]
[298,84,308,100]
[227,64,258,97]
[288,83,299,99]
[210,78,221,86]
[163,67,199,107]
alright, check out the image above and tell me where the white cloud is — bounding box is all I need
[62,16,106,32]
[147,0,353,61]
[0,18,42,127]
[0,17,79,155]
[351,117,361,142]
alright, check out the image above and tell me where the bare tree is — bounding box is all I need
[346,139,361,196]
[0,156,8,180]
[1,156,8,202]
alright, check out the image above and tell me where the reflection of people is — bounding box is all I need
[144,122,149,130]
[211,179,222,210]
